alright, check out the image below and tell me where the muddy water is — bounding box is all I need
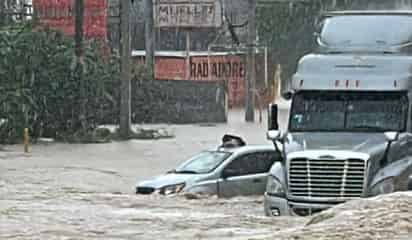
[0,167,305,239]
[2,166,410,240]
[0,110,303,239]
[1,110,411,239]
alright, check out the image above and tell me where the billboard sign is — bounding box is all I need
[33,0,107,39]
[154,0,222,28]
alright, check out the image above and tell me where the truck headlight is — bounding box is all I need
[370,178,395,196]
[266,175,285,197]
[160,183,186,195]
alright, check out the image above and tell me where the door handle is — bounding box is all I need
[252,178,262,183]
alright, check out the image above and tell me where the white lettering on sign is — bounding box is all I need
[154,0,222,28]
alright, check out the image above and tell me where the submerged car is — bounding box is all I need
[136,135,280,198]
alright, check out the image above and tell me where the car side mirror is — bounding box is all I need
[222,169,238,179]
[384,132,399,142]
[282,90,295,100]
[281,91,293,100]
[268,103,279,130]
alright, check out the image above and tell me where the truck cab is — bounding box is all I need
[264,11,412,217]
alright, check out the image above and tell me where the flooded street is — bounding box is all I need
[0,167,305,239]
[0,110,305,239]
[3,2,412,239]
[1,110,411,239]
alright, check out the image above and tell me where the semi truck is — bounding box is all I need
[264,10,412,216]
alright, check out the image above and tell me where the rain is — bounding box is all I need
[1,1,412,239]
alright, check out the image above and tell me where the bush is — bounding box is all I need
[0,24,119,143]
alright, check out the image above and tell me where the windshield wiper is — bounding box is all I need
[351,125,387,131]
[169,170,199,174]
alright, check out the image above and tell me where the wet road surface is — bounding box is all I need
[1,109,411,239]
[0,167,306,240]
[0,110,304,239]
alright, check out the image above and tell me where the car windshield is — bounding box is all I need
[320,15,412,47]
[289,91,408,132]
[174,151,232,174]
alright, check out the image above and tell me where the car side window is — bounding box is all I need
[224,151,277,177]
[255,151,278,173]
[224,153,256,176]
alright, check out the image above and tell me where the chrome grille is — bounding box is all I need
[288,158,366,198]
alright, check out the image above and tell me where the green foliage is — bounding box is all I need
[132,64,154,82]
[0,25,119,143]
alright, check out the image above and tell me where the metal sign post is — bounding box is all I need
[145,0,155,80]
[245,0,256,122]
[119,0,131,139]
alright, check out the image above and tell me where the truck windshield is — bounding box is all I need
[320,15,412,47]
[289,91,408,132]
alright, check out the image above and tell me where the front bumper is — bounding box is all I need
[264,193,341,216]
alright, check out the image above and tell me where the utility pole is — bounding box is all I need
[144,0,155,80]
[245,0,256,122]
[32,0,39,24]
[74,0,84,70]
[2,0,11,26]
[74,0,86,129]
[185,30,191,79]
[0,0,5,27]
[119,0,132,138]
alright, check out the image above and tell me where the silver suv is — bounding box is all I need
[136,135,280,198]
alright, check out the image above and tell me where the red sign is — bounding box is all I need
[135,57,187,80]
[132,53,247,107]
[33,0,107,39]
[189,56,246,107]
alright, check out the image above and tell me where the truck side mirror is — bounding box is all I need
[268,104,279,131]
[384,132,399,142]
[381,132,400,166]
[408,175,412,191]
[314,15,327,33]
[313,32,320,39]
[267,130,283,141]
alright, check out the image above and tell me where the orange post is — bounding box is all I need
[24,128,30,153]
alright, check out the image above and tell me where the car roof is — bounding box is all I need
[214,144,276,154]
